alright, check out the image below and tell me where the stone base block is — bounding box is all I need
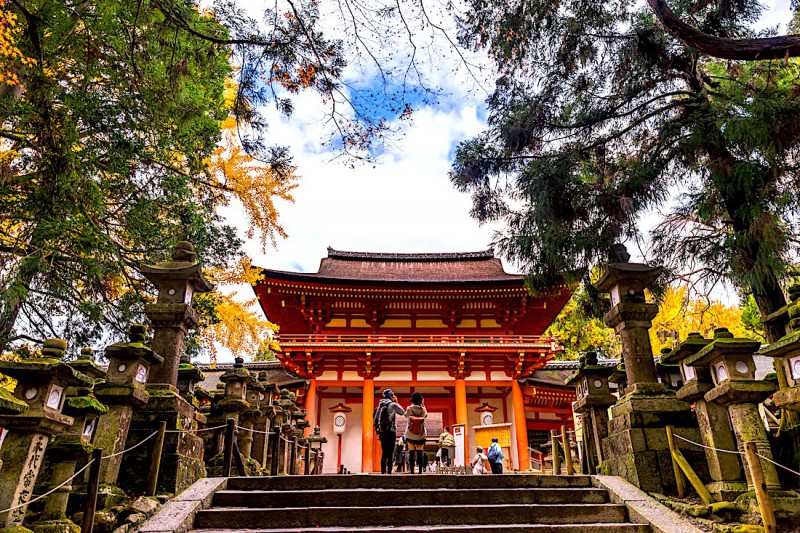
[705,481,747,501]
[736,490,800,519]
[30,519,80,533]
[609,392,694,433]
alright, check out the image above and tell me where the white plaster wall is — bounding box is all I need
[316,371,338,381]
[318,397,364,473]
[490,371,509,381]
[341,371,361,381]
[376,371,412,380]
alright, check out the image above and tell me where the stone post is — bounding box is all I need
[305,426,327,474]
[0,339,93,527]
[276,390,297,475]
[566,352,616,473]
[33,348,108,533]
[120,242,213,494]
[662,333,746,500]
[141,242,212,388]
[93,325,164,486]
[684,329,780,490]
[594,257,703,493]
[251,374,279,469]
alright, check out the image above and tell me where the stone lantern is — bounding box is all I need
[239,378,266,459]
[0,339,93,527]
[251,373,279,469]
[759,286,800,412]
[217,357,253,424]
[93,324,164,486]
[662,333,745,500]
[177,353,205,407]
[656,356,684,391]
[684,328,779,491]
[593,254,701,493]
[565,352,616,474]
[306,426,328,474]
[141,241,213,389]
[33,350,108,533]
[608,364,627,397]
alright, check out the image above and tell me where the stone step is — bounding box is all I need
[191,525,650,533]
[194,503,632,529]
[212,487,610,507]
[225,474,593,491]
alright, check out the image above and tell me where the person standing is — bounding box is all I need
[471,446,490,475]
[487,437,504,475]
[374,388,405,474]
[404,391,427,474]
[437,426,455,466]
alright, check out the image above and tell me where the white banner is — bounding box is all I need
[452,424,466,467]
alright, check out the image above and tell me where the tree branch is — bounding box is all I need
[647,0,800,60]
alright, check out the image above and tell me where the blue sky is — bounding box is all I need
[207,0,794,363]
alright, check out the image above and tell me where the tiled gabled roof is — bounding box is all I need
[266,247,524,283]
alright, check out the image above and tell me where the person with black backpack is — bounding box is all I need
[374,388,404,474]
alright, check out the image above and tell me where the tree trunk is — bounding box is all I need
[647,0,800,60]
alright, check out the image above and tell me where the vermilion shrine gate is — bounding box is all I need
[252,248,575,472]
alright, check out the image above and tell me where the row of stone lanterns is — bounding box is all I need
[568,253,800,513]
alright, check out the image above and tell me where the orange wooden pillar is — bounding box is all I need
[304,378,317,437]
[361,378,375,473]
[511,379,528,471]
[455,377,468,466]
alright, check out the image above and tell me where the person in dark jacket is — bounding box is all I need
[374,388,404,474]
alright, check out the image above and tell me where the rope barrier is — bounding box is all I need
[165,423,227,434]
[672,434,742,455]
[756,452,800,477]
[103,430,159,460]
[0,459,94,517]
[236,425,271,435]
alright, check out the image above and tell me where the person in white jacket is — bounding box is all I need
[472,446,490,475]
[404,391,427,474]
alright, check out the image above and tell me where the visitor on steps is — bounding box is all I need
[437,426,455,466]
[404,391,427,474]
[374,388,405,474]
[488,437,504,475]
[472,446,490,475]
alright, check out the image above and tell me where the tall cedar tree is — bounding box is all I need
[451,1,800,347]
[0,1,239,351]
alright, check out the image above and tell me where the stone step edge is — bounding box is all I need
[200,503,628,511]
[189,525,651,533]
[213,487,608,495]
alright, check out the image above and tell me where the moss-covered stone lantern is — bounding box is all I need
[662,333,744,500]
[685,328,779,491]
[216,357,253,424]
[93,324,163,486]
[177,354,205,407]
[593,253,701,493]
[0,339,93,527]
[33,350,108,533]
[565,352,616,473]
[759,283,800,411]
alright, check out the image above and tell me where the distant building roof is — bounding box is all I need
[260,247,524,284]
[196,360,306,391]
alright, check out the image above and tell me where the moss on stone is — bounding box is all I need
[0,387,28,414]
[730,526,764,533]
[146,389,178,398]
[30,519,80,533]
[65,396,108,414]
[0,526,35,533]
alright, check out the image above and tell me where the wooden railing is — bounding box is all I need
[277,334,552,345]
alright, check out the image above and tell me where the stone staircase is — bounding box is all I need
[190,474,651,532]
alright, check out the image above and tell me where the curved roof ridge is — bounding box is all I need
[326,247,495,262]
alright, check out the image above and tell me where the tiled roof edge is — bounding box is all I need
[326,247,495,262]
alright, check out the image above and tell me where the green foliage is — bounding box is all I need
[0,1,236,352]
[451,0,800,335]
[545,287,619,360]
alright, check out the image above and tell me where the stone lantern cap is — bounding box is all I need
[609,363,626,384]
[684,336,761,369]
[177,354,205,383]
[219,357,254,385]
[660,333,712,364]
[69,347,107,381]
[306,425,327,446]
[0,340,93,388]
[595,263,663,294]
[0,388,28,415]
[758,331,800,360]
[565,352,613,385]
[104,325,164,366]
[141,242,214,294]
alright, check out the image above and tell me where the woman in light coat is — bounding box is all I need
[404,391,427,474]
[472,446,490,475]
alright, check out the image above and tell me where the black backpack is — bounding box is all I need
[374,404,393,435]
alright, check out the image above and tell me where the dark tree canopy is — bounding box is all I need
[450,0,800,343]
